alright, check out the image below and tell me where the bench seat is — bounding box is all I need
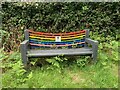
[27,47,93,57]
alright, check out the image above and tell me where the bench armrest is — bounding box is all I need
[20,40,29,65]
[85,38,98,61]
[20,40,29,45]
[85,38,98,46]
[20,40,29,52]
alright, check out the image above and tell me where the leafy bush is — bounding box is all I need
[1,2,119,51]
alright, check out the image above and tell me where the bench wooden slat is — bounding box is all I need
[29,39,85,44]
[29,33,85,38]
[29,42,85,47]
[27,48,93,57]
[28,30,86,36]
[29,35,85,40]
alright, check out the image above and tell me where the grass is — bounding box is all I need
[2,59,118,88]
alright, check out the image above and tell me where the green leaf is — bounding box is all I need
[102,62,107,66]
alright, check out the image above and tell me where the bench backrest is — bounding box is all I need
[24,29,89,49]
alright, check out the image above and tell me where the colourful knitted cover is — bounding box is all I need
[28,30,86,48]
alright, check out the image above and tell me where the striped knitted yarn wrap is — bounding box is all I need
[28,30,86,49]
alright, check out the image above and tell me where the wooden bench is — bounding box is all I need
[20,29,98,67]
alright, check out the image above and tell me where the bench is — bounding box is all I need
[20,29,98,67]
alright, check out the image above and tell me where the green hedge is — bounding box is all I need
[1,2,119,51]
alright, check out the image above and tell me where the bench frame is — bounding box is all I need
[20,29,98,67]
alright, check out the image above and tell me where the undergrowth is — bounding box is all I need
[1,37,118,88]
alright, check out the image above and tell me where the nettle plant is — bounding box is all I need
[76,56,90,68]
[45,55,90,70]
[46,56,68,69]
[98,40,118,66]
[1,49,34,87]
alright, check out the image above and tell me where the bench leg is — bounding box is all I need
[20,44,28,68]
[92,52,97,62]
[21,52,28,68]
[92,42,98,62]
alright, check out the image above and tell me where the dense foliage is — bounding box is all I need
[1,2,119,51]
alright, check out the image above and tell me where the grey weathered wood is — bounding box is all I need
[24,29,29,40]
[20,40,29,45]
[85,38,98,45]
[84,29,89,47]
[27,48,93,57]
[85,29,89,38]
[92,42,98,61]
[20,40,29,67]
[85,38,98,61]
